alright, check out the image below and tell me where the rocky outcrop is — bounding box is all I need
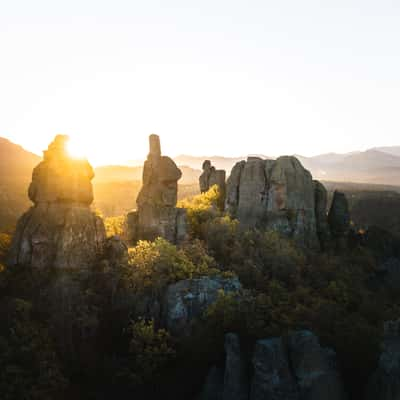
[199,160,226,210]
[251,337,298,400]
[201,333,249,400]
[163,276,241,336]
[127,134,187,243]
[328,191,350,250]
[313,180,331,250]
[226,156,322,249]
[366,319,400,400]
[251,331,346,400]
[287,331,346,400]
[223,333,249,400]
[201,331,345,400]
[8,135,106,269]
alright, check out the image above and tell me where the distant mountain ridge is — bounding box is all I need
[1,136,400,186]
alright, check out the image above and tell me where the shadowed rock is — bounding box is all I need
[288,330,346,400]
[313,180,331,250]
[223,333,249,400]
[127,134,187,243]
[250,337,298,400]
[8,135,106,269]
[163,276,241,336]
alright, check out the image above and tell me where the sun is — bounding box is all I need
[66,136,88,159]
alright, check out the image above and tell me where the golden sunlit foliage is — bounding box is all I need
[125,238,219,293]
[104,215,126,237]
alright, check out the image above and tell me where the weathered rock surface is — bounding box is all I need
[226,156,321,248]
[313,180,331,250]
[199,160,226,209]
[366,319,400,400]
[127,134,187,243]
[163,276,241,336]
[251,331,346,400]
[201,330,345,400]
[8,135,106,269]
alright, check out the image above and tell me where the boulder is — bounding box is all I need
[199,160,226,210]
[226,156,322,249]
[8,135,106,269]
[163,276,241,336]
[127,134,187,243]
[366,319,400,400]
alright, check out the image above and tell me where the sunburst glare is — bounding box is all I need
[67,136,88,159]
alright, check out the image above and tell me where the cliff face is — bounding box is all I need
[225,156,350,250]
[127,134,187,244]
[8,135,106,269]
[226,156,322,249]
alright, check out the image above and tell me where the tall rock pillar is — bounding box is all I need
[127,134,187,243]
[8,135,106,269]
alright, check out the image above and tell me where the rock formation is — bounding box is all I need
[201,330,345,400]
[313,180,332,250]
[287,330,346,400]
[201,333,249,400]
[328,190,350,250]
[251,330,345,400]
[127,134,187,243]
[8,135,106,269]
[251,336,298,400]
[226,156,326,249]
[199,160,226,210]
[223,333,249,400]
[163,276,241,336]
[366,319,400,400]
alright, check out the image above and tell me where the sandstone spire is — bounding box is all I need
[8,135,106,269]
[127,134,187,243]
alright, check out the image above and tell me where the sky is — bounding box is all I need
[0,0,399,166]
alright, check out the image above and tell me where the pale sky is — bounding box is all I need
[1,0,399,165]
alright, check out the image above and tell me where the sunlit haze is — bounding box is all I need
[1,0,400,165]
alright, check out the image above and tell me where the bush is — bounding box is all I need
[104,215,125,237]
[125,237,217,294]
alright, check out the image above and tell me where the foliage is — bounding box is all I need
[126,319,176,384]
[178,185,223,237]
[125,237,218,294]
[0,298,67,400]
[104,215,126,237]
[0,232,11,263]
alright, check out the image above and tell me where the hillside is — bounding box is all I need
[0,138,41,231]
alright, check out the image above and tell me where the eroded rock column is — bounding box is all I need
[127,134,187,243]
[8,135,106,269]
